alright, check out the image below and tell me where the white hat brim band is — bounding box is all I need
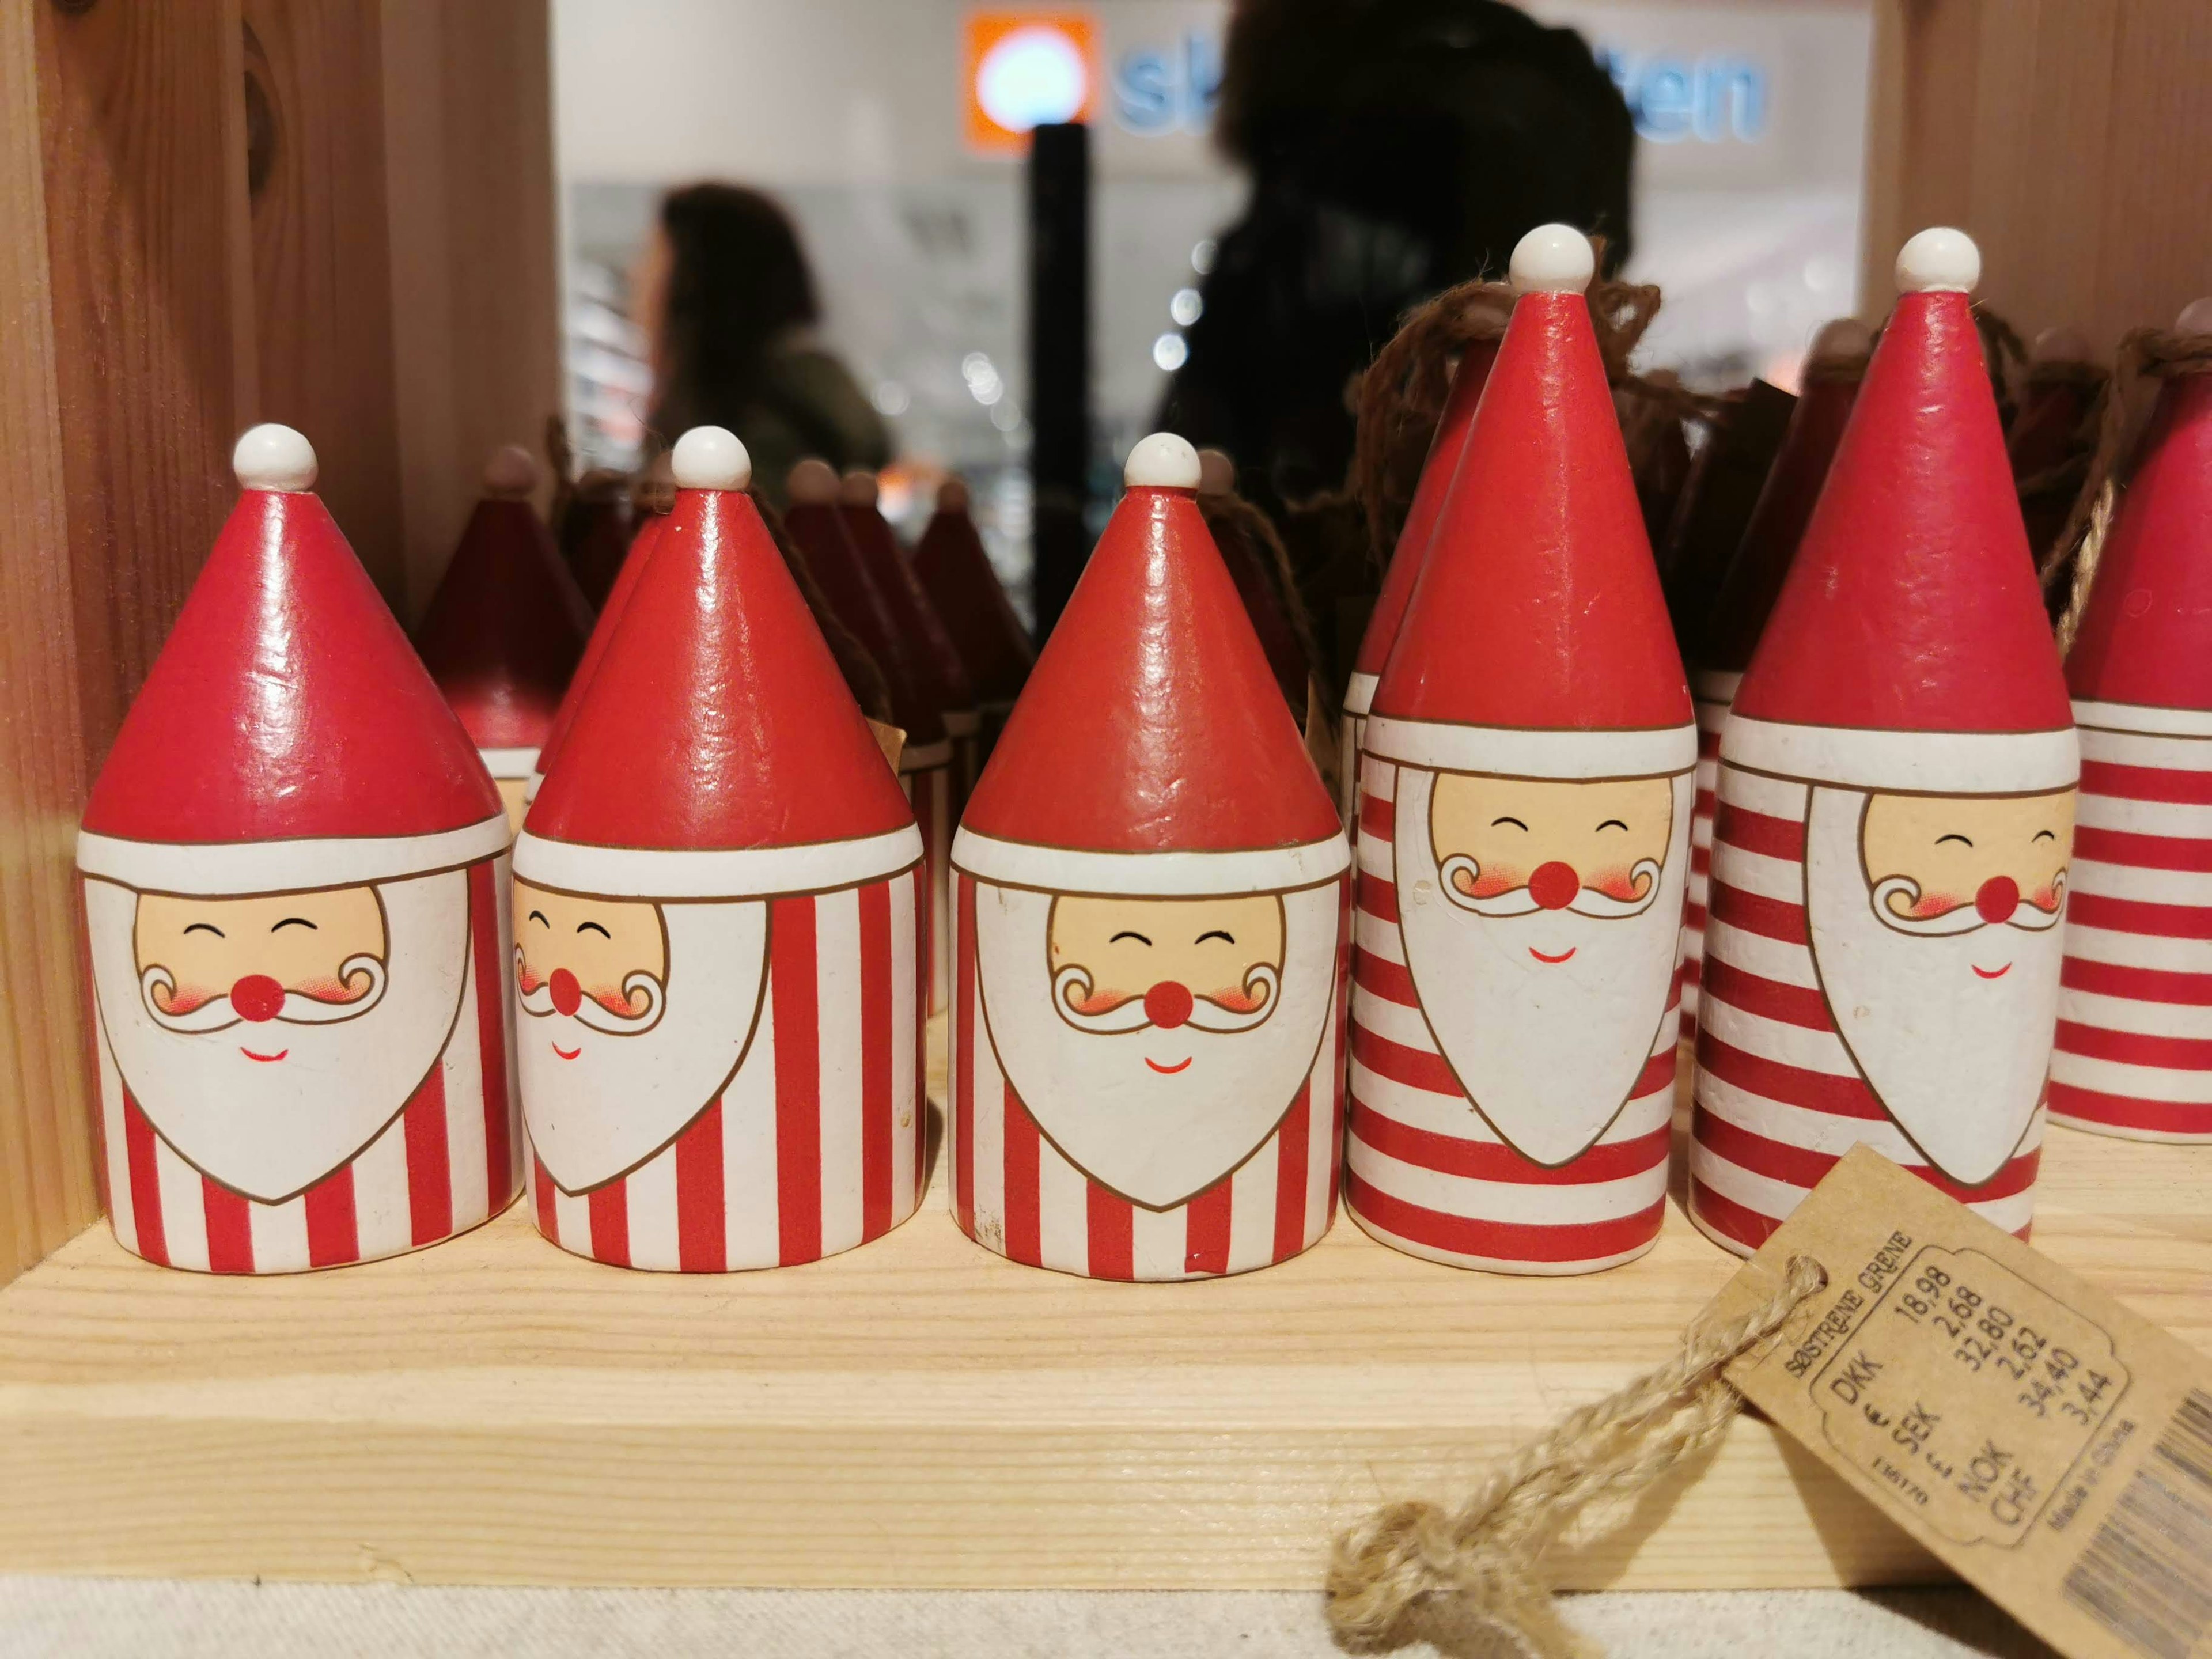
[953,827,1350,896]
[514,824,923,899]
[478,747,540,778]
[1362,716,1699,780]
[2073,698,2212,739]
[77,814,512,895]
[1723,715,2080,792]
[1342,671,1378,719]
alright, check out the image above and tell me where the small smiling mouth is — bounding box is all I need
[1146,1056,1192,1074]
[241,1047,288,1063]
[1529,946,1577,964]
[553,1041,582,1060]
[1971,963,2011,980]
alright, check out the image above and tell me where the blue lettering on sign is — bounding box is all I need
[1112,32,1222,135]
[1594,48,1769,145]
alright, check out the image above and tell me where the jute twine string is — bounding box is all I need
[2045,327,2212,654]
[1325,1253,1830,1659]
[1974,304,2028,430]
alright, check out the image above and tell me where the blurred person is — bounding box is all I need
[636,183,891,503]
[1158,0,1635,510]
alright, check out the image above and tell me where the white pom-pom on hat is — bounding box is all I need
[1894,227,1980,295]
[2029,325,2093,365]
[2175,298,2212,335]
[1509,224,1595,296]
[1807,317,1875,364]
[1123,431,1201,490]
[786,458,838,504]
[671,426,752,491]
[483,444,537,498]
[232,423,318,494]
[839,468,879,507]
[1196,447,1236,498]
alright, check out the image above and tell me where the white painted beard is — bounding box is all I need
[1805,786,2061,1187]
[517,897,768,1194]
[84,869,471,1204]
[1392,766,1692,1166]
[973,880,1339,1210]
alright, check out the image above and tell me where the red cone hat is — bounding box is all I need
[1367,226,1692,782]
[1344,332,1502,718]
[912,478,1033,706]
[520,429,916,897]
[957,434,1344,893]
[783,461,950,766]
[2068,299,2212,719]
[1731,229,2075,790]
[839,469,978,727]
[414,445,594,777]
[1696,319,1873,680]
[79,425,506,893]
[526,510,672,801]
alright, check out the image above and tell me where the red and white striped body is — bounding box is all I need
[527,865,927,1270]
[901,747,955,1014]
[1690,763,2046,1253]
[1344,755,1679,1274]
[947,870,1350,1280]
[93,854,521,1273]
[2050,701,2212,1141]
[1681,671,1736,1041]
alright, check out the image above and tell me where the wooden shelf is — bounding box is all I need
[1,1040,2206,1590]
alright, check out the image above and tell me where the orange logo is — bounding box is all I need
[964,12,1099,153]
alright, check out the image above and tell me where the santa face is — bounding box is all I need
[1806,785,2074,1186]
[1395,765,1691,1165]
[974,880,1338,1209]
[513,878,768,1194]
[85,870,471,1203]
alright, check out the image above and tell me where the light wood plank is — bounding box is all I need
[0,1040,2202,1589]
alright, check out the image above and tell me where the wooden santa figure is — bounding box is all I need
[514,428,927,1271]
[912,476,1034,761]
[520,510,671,811]
[2050,298,2212,1141]
[1680,319,1874,1040]
[1338,335,1502,820]
[78,425,520,1272]
[950,433,1351,1280]
[1347,226,1692,1275]
[413,445,594,832]
[785,460,958,1014]
[1690,230,2077,1255]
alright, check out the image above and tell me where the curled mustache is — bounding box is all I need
[1051,963,1281,1034]
[513,949,668,1035]
[1437,855,1662,919]
[1872,873,2067,937]
[140,955,387,1033]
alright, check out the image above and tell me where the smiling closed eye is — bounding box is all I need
[1491,816,1529,831]
[271,916,317,932]
[1936,833,1974,847]
[577,921,612,939]
[1195,930,1235,945]
[528,910,550,929]
[1108,930,1153,946]
[182,922,225,938]
[2033,830,2056,843]
[1596,819,1628,832]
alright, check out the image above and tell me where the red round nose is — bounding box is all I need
[1975,875,2020,925]
[550,967,584,1017]
[230,974,285,1023]
[1529,861,1581,911]
[1143,980,1194,1030]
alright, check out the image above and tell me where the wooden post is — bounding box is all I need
[1861,0,2212,344]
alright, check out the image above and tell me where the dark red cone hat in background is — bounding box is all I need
[1658,378,1797,656]
[413,445,594,812]
[912,477,1033,719]
[556,470,632,609]
[958,433,1343,884]
[1730,228,2074,783]
[80,424,506,893]
[1197,448,1311,712]
[785,461,952,767]
[1697,319,1875,680]
[522,427,914,878]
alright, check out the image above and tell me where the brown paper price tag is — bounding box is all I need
[1714,1146,2212,1659]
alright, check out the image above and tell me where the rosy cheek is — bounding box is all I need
[1459,862,1522,899]
[156,982,218,1015]
[1066,983,1135,1016]
[2028,880,2065,912]
[590,982,643,1016]
[1587,865,1650,903]
[516,965,544,994]
[297,973,368,1005]
[1206,981,1268,1014]
[1899,889,1967,919]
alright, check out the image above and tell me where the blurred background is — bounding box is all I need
[552,0,1872,626]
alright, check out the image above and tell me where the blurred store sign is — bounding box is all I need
[1110,32,1221,137]
[964,12,1099,151]
[1594,50,1767,145]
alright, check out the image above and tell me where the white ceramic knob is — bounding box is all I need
[1124,431,1201,489]
[671,426,752,491]
[1895,228,1980,294]
[233,424,318,493]
[2175,298,2212,335]
[839,468,880,507]
[2029,325,2093,365]
[1509,224,1596,296]
[786,458,839,504]
[1808,317,1875,363]
[483,444,537,498]
[1196,447,1236,498]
